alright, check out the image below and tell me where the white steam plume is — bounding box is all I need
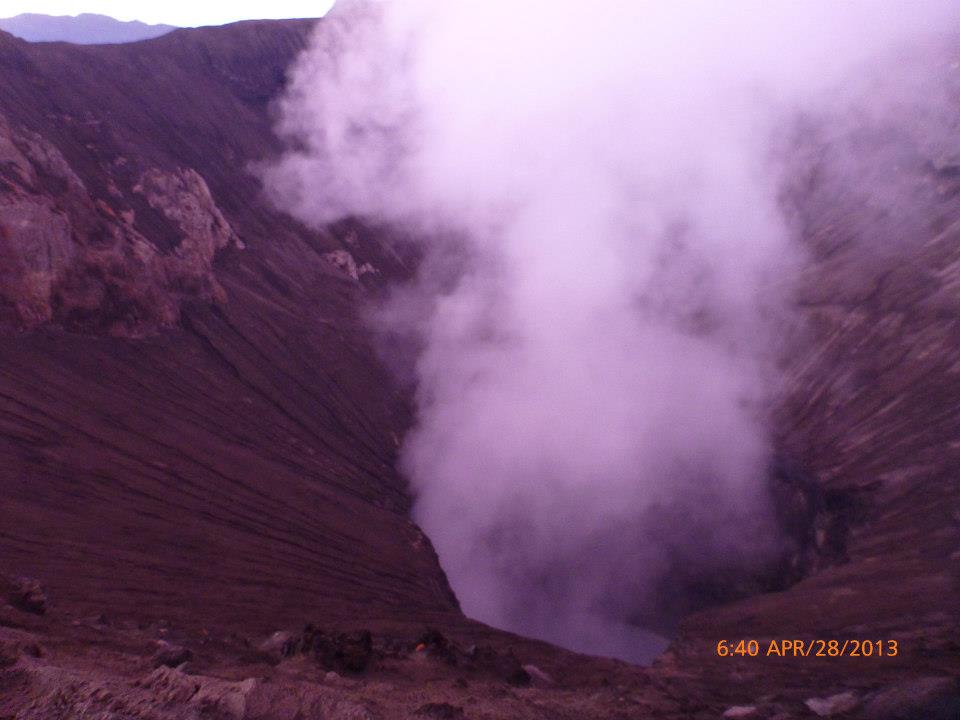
[266,1,959,662]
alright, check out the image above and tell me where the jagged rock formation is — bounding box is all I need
[0,115,239,334]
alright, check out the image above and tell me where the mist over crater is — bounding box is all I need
[266,0,960,662]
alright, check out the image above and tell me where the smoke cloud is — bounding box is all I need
[266,1,959,662]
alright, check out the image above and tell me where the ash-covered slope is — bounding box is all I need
[0,20,458,633]
[665,73,960,710]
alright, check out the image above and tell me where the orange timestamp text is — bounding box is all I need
[716,639,899,658]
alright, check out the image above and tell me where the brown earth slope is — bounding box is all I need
[0,20,457,634]
[0,19,958,720]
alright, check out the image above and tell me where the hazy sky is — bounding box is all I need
[1,1,335,26]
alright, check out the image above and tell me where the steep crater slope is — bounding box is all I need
[0,21,458,634]
[667,65,960,707]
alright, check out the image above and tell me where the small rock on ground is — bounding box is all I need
[6,577,48,615]
[723,705,758,718]
[805,691,858,717]
[258,630,293,655]
[523,663,554,687]
[151,643,193,668]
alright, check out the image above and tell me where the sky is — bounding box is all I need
[0,0,335,26]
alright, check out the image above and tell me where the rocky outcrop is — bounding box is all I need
[282,626,375,674]
[0,114,241,335]
[0,20,454,648]
[0,617,669,720]
[324,249,379,282]
[0,114,82,327]
[134,166,242,256]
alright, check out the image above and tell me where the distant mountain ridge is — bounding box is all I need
[0,12,175,44]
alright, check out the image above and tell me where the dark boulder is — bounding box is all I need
[151,643,193,668]
[284,624,375,674]
[2,576,47,615]
[467,645,531,687]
